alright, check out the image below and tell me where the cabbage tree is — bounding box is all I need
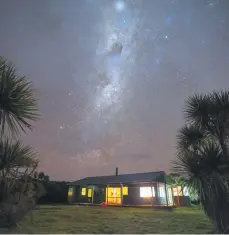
[173,91,229,233]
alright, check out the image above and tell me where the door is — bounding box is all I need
[93,187,105,204]
[106,187,122,205]
[167,187,174,205]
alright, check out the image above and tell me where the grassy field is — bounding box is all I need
[12,205,211,234]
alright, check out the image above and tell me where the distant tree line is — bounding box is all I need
[33,172,69,204]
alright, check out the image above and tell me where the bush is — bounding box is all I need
[38,181,68,204]
[0,181,36,228]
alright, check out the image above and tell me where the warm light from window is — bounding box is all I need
[158,185,165,197]
[173,187,177,196]
[122,186,128,195]
[173,186,183,196]
[81,187,86,196]
[140,187,155,198]
[183,186,189,196]
[68,187,73,196]
[88,188,92,197]
[177,186,183,196]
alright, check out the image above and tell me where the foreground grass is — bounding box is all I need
[12,205,211,234]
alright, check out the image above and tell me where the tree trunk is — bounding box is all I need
[211,220,220,234]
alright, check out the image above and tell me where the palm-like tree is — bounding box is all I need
[166,173,186,193]
[0,56,39,137]
[0,138,38,201]
[173,90,229,233]
[0,56,39,226]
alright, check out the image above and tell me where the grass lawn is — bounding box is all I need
[12,205,211,234]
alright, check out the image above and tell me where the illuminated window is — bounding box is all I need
[122,186,128,195]
[152,187,155,196]
[140,187,155,198]
[88,188,92,197]
[173,186,183,196]
[183,186,189,196]
[158,184,165,197]
[173,187,178,196]
[167,187,173,205]
[81,187,86,196]
[68,187,73,196]
[177,186,183,196]
[106,187,122,205]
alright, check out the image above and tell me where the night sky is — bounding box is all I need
[0,0,228,181]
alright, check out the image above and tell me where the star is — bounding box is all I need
[155,58,162,65]
[166,16,172,25]
[115,0,125,12]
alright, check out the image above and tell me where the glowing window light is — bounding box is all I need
[81,187,86,196]
[122,186,128,195]
[177,186,183,196]
[173,186,184,196]
[158,185,165,197]
[140,187,155,198]
[68,187,73,196]
[183,186,189,196]
[88,188,92,197]
[173,187,178,196]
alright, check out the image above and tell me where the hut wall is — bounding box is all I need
[174,196,191,206]
[122,182,158,206]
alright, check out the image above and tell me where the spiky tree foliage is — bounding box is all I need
[0,56,40,228]
[0,138,39,227]
[166,173,186,192]
[0,56,39,137]
[185,91,229,158]
[0,56,39,182]
[177,125,208,153]
[173,90,229,233]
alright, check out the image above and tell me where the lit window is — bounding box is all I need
[177,186,183,196]
[81,187,86,196]
[183,187,189,196]
[158,184,165,197]
[122,186,128,195]
[173,187,178,196]
[173,186,183,196]
[88,188,92,197]
[140,187,155,198]
[68,187,73,196]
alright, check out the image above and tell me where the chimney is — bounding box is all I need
[115,167,118,176]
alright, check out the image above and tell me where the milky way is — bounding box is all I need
[0,0,228,180]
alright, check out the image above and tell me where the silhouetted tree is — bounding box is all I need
[0,56,39,228]
[33,171,38,179]
[33,171,68,204]
[173,90,229,233]
[38,172,45,181]
[37,180,68,204]
[43,175,50,182]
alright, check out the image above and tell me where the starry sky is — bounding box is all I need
[0,0,228,181]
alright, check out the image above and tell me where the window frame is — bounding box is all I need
[140,186,155,198]
[88,188,92,197]
[81,187,86,196]
[122,186,128,195]
[68,187,73,196]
